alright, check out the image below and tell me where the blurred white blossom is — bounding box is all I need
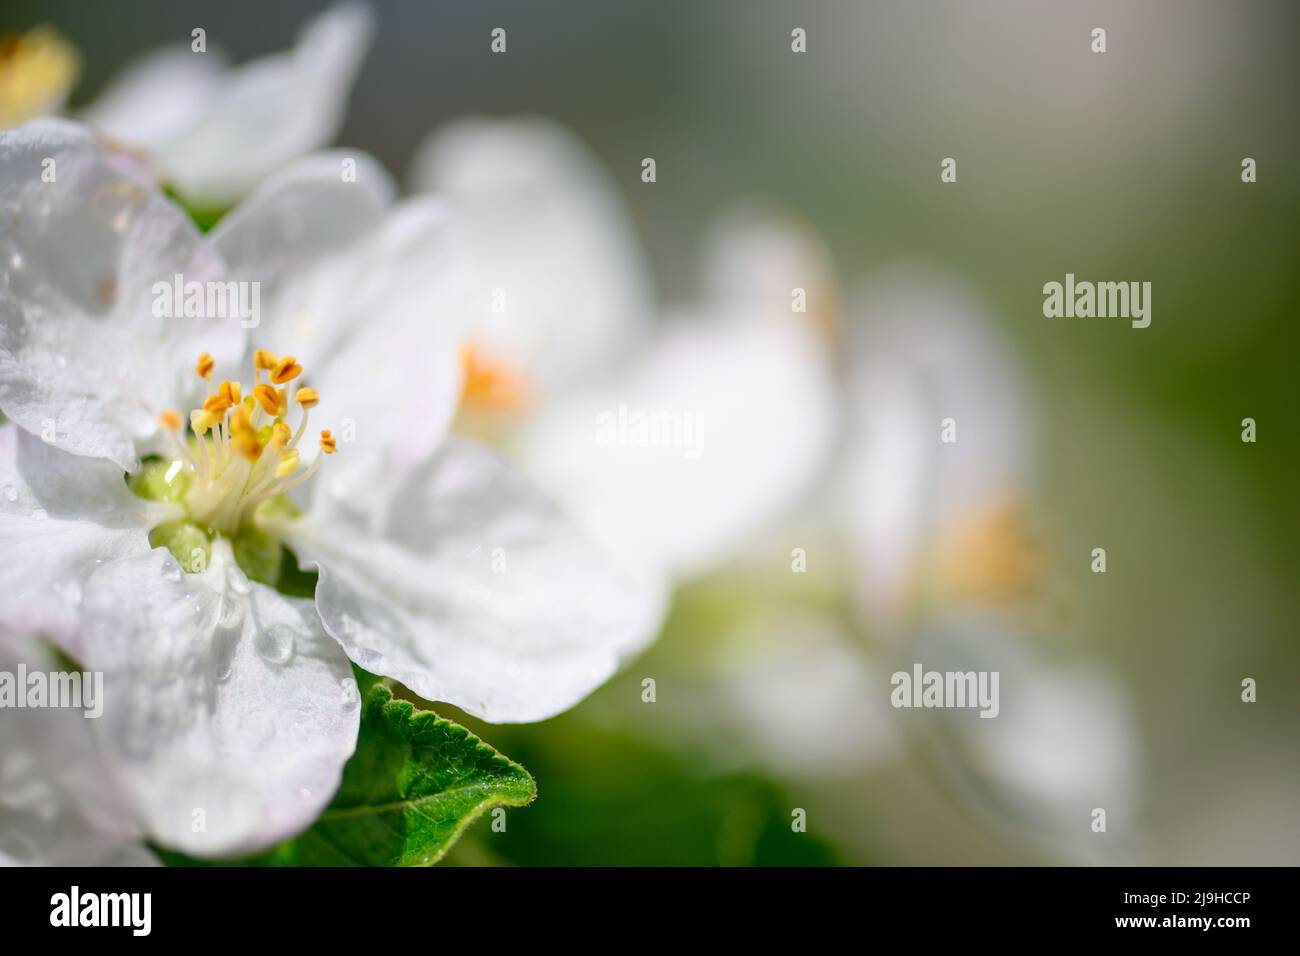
[81,3,373,206]
[412,117,837,584]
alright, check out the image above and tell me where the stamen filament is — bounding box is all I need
[244,453,323,508]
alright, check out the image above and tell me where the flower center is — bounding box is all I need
[931,500,1038,606]
[136,349,337,585]
[458,344,530,416]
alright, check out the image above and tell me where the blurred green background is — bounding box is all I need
[5,0,1296,865]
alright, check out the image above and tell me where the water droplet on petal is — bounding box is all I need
[217,595,245,631]
[255,625,295,665]
[160,559,182,583]
[298,786,312,800]
[3,484,17,503]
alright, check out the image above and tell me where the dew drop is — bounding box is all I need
[298,786,312,800]
[3,484,17,503]
[160,559,182,583]
[255,625,295,665]
[217,595,245,631]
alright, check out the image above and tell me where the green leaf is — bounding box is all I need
[160,676,536,867]
[263,679,536,865]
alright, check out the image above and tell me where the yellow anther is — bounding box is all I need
[253,349,279,371]
[218,379,241,406]
[268,420,292,449]
[234,434,262,461]
[203,393,232,415]
[228,404,253,433]
[270,357,303,385]
[195,353,215,380]
[319,430,337,455]
[230,407,261,460]
[157,409,182,431]
[293,387,319,408]
[190,409,218,434]
[274,449,301,478]
[253,384,283,416]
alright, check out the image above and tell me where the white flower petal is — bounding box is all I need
[81,45,231,154]
[284,438,667,723]
[78,543,360,857]
[159,3,375,206]
[0,424,161,657]
[704,203,838,327]
[516,309,836,580]
[410,115,653,394]
[252,197,470,497]
[0,120,242,469]
[0,630,152,866]
[211,149,394,298]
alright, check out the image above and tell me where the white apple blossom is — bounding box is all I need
[410,116,837,583]
[838,264,1138,861]
[80,3,373,207]
[0,120,665,857]
[840,263,1040,633]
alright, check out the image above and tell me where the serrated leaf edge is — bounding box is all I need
[322,685,536,866]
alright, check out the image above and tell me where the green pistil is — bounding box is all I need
[149,520,212,573]
[126,456,190,504]
[126,456,317,596]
